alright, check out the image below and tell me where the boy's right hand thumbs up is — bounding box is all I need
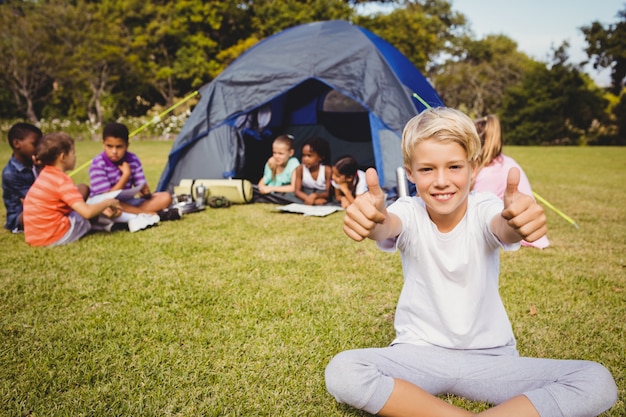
[343,168,386,241]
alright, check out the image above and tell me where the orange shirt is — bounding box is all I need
[23,165,85,247]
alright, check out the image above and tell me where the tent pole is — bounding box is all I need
[412,92,432,109]
[532,191,579,229]
[68,90,199,177]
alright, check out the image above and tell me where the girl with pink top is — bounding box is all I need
[473,114,550,249]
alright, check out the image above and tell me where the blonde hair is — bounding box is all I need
[273,134,295,151]
[402,107,481,166]
[474,114,502,170]
[270,134,295,181]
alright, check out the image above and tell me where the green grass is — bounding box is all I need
[1,142,625,416]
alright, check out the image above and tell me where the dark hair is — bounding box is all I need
[36,132,74,166]
[333,155,358,177]
[103,122,129,143]
[7,122,42,149]
[302,136,331,164]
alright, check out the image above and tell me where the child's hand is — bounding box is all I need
[304,193,317,205]
[102,199,122,218]
[118,161,131,177]
[501,168,547,242]
[343,168,386,241]
[339,182,351,195]
[140,183,151,198]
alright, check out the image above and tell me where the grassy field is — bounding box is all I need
[1,140,624,416]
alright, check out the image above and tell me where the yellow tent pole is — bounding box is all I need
[68,90,199,177]
[533,191,579,229]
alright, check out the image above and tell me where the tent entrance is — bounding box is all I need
[239,79,373,183]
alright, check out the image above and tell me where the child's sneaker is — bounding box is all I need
[128,213,160,233]
[157,207,182,221]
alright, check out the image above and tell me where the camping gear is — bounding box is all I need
[175,179,253,204]
[195,184,207,208]
[396,167,409,198]
[157,20,444,194]
[207,196,232,209]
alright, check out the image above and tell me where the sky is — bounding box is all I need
[359,1,623,87]
[450,0,623,86]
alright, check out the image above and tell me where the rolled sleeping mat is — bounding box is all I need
[176,179,253,204]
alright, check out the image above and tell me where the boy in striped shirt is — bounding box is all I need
[89,123,177,227]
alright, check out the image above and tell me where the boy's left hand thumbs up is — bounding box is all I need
[501,167,547,242]
[503,167,521,209]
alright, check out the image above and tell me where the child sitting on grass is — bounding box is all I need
[2,123,42,233]
[325,107,617,417]
[89,122,178,231]
[23,132,121,247]
[473,114,550,249]
[293,136,332,205]
[331,155,367,208]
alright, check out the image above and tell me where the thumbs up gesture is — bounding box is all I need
[501,168,547,243]
[343,168,388,241]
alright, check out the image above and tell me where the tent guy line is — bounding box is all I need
[67,90,199,178]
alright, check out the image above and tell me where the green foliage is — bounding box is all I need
[0,1,58,121]
[433,35,536,117]
[355,0,466,72]
[500,44,609,145]
[0,0,623,143]
[582,6,626,94]
[250,0,354,37]
[0,142,625,416]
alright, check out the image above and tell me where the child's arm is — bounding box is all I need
[293,166,308,201]
[315,165,333,201]
[334,185,343,203]
[261,169,296,194]
[71,198,121,220]
[491,167,547,244]
[266,183,295,193]
[343,168,401,242]
[339,181,356,206]
[110,162,132,191]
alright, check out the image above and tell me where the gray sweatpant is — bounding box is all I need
[325,343,617,416]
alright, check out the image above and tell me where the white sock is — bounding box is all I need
[114,212,139,223]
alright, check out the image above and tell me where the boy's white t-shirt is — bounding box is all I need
[378,192,520,350]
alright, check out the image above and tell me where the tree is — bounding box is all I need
[50,0,129,123]
[432,35,534,117]
[501,44,608,145]
[582,6,626,95]
[121,0,236,107]
[0,2,58,121]
[355,0,467,73]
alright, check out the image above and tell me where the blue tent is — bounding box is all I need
[157,20,443,192]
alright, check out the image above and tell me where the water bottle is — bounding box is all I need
[195,185,207,207]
